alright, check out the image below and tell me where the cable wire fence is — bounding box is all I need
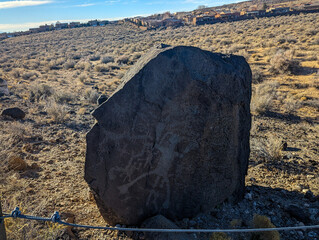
[1,207,319,234]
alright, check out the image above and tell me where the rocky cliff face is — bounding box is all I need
[85,44,252,225]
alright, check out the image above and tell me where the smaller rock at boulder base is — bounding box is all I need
[2,107,26,119]
[97,94,108,105]
[141,215,195,240]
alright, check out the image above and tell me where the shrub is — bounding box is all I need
[94,64,109,72]
[83,88,99,104]
[106,62,120,70]
[228,44,246,54]
[22,71,37,80]
[116,55,129,64]
[53,91,74,104]
[101,56,114,64]
[283,96,301,114]
[254,136,283,163]
[77,74,87,84]
[269,49,299,74]
[30,83,54,102]
[237,49,249,61]
[46,100,68,123]
[63,60,75,69]
[131,53,142,61]
[252,68,264,84]
[89,55,100,61]
[251,81,279,114]
[251,214,280,240]
[11,69,20,78]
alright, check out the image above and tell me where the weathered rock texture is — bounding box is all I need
[85,45,252,226]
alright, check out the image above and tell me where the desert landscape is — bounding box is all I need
[0,5,318,240]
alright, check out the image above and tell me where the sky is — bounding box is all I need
[0,0,245,32]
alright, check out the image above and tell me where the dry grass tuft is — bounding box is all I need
[251,81,279,114]
[269,49,299,75]
[83,88,99,104]
[254,136,283,163]
[46,100,69,123]
[30,83,54,102]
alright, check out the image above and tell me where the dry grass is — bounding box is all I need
[45,100,69,123]
[251,81,279,114]
[253,136,284,163]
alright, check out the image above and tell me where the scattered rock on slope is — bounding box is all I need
[2,107,26,119]
[85,44,252,225]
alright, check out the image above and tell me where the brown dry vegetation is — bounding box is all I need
[0,12,318,240]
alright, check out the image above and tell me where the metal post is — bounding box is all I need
[0,199,7,240]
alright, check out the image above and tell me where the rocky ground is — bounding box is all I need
[0,12,318,240]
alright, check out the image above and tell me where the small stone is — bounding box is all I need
[30,163,40,169]
[189,220,196,227]
[245,192,253,201]
[141,215,194,240]
[306,175,315,179]
[2,107,26,119]
[97,94,108,105]
[8,155,28,171]
[308,231,317,238]
[281,141,287,151]
[47,160,54,164]
[26,187,34,194]
[305,190,316,201]
[302,189,309,194]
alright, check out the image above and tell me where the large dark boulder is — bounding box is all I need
[85,45,252,225]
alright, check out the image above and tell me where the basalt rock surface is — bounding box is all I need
[85,45,252,225]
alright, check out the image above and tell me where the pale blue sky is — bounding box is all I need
[0,0,245,32]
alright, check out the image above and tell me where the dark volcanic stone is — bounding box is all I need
[2,107,25,119]
[97,94,108,105]
[141,215,194,240]
[85,45,252,225]
[285,204,311,224]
